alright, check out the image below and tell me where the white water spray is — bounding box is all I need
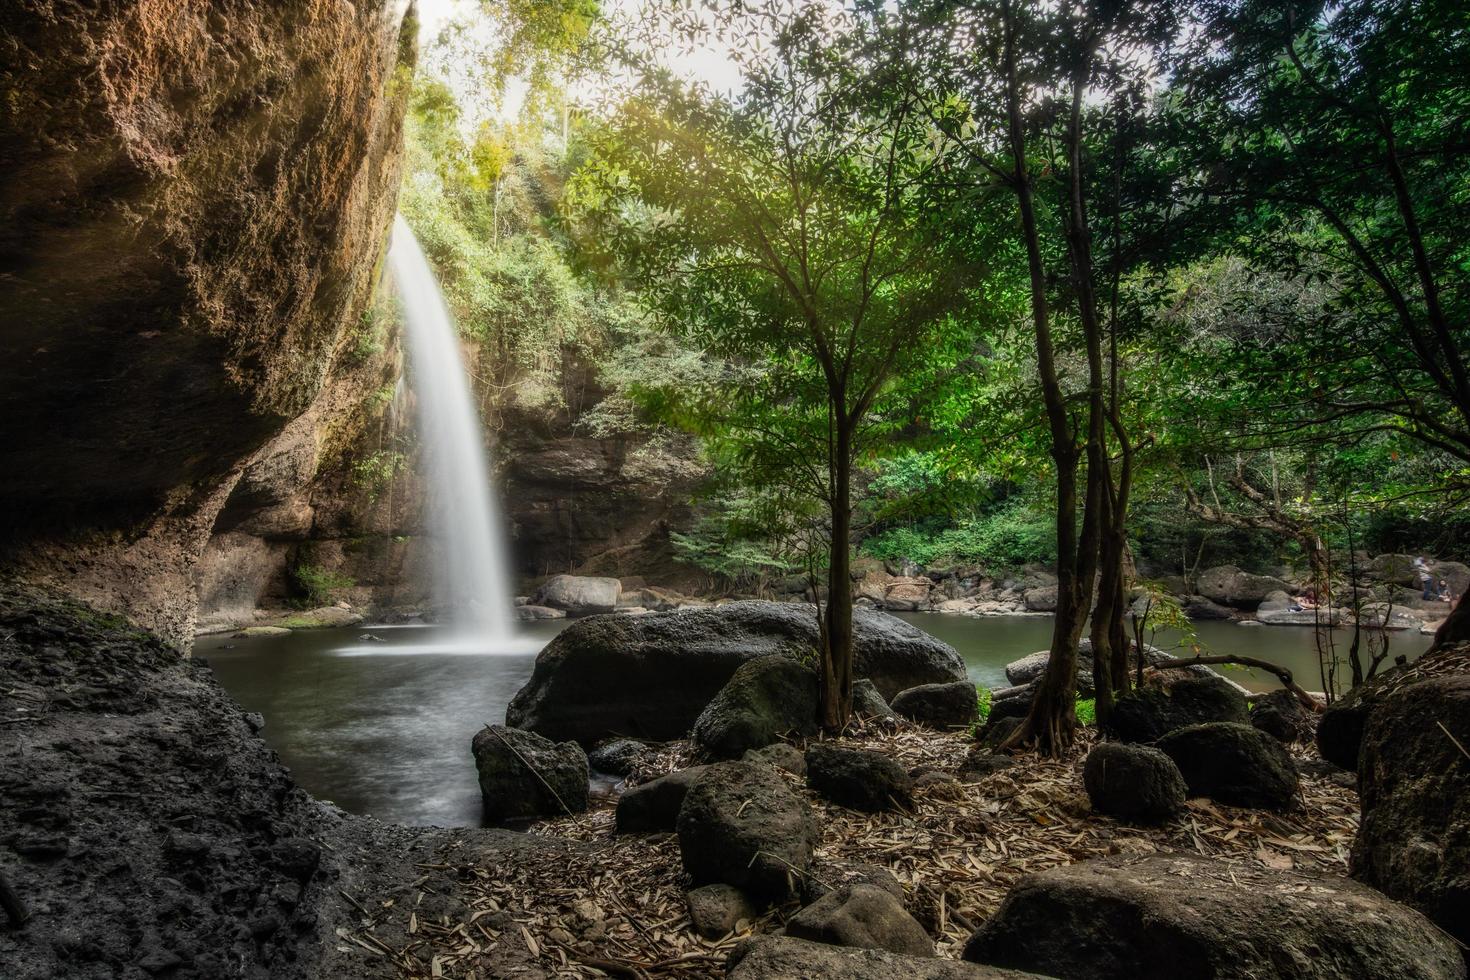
[389,214,518,644]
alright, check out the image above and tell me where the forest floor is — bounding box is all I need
[354,719,1360,980]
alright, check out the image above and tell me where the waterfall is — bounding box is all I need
[389,214,516,643]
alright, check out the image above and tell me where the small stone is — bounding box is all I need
[1082,741,1186,824]
[685,883,757,939]
[786,883,934,957]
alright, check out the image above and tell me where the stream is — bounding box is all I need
[197,613,1432,827]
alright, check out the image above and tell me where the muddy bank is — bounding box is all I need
[0,585,551,979]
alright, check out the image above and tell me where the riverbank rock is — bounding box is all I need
[961,854,1464,980]
[533,574,621,615]
[805,745,913,813]
[1081,742,1186,824]
[1197,565,1292,608]
[1316,643,1470,768]
[729,936,1045,979]
[1354,670,1470,947]
[685,884,756,940]
[471,725,589,822]
[1255,590,1341,626]
[268,606,364,629]
[676,762,817,902]
[1181,595,1233,620]
[505,602,964,744]
[882,576,933,611]
[1156,722,1299,809]
[587,738,652,777]
[516,604,566,621]
[1249,689,1316,743]
[891,681,978,729]
[614,766,707,834]
[786,883,934,956]
[1107,675,1249,743]
[692,656,819,760]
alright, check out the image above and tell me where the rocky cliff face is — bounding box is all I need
[0,0,416,645]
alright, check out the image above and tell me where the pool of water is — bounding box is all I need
[197,612,1431,827]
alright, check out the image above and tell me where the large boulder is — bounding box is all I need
[471,725,589,822]
[676,761,817,902]
[614,766,707,834]
[1354,672,1470,948]
[890,681,978,729]
[1156,722,1299,810]
[1107,675,1250,743]
[883,577,933,611]
[961,854,1464,980]
[1317,643,1470,769]
[1082,742,1186,824]
[533,574,621,615]
[1256,590,1342,626]
[1022,585,1058,612]
[1197,565,1292,608]
[805,745,913,813]
[729,936,1044,980]
[1181,595,1233,620]
[785,884,934,957]
[506,601,965,744]
[691,656,819,760]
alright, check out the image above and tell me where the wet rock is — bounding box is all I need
[1197,565,1291,608]
[961,854,1463,980]
[505,602,964,744]
[786,883,934,957]
[516,604,567,621]
[743,742,807,776]
[1106,675,1249,743]
[692,656,819,760]
[729,936,1043,979]
[685,883,756,939]
[233,626,292,638]
[587,738,652,777]
[1249,689,1316,743]
[533,575,621,615]
[471,725,589,822]
[805,745,913,813]
[676,761,817,902]
[1354,671,1470,948]
[1156,722,1299,810]
[891,681,978,730]
[1082,742,1186,824]
[614,766,708,834]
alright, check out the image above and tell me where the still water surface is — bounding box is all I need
[198,613,1431,827]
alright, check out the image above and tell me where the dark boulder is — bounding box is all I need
[959,746,1018,780]
[505,601,964,745]
[786,883,934,957]
[614,765,707,834]
[805,745,913,813]
[1181,595,1233,620]
[676,761,817,902]
[800,862,904,904]
[471,725,589,822]
[587,738,652,777]
[729,936,1045,980]
[692,656,819,760]
[1354,671,1470,948]
[1316,643,1470,769]
[685,883,756,940]
[891,681,979,730]
[1156,722,1299,810]
[743,742,807,776]
[962,854,1463,980]
[977,716,1023,752]
[1249,689,1315,744]
[1082,742,1186,824]
[1107,675,1249,743]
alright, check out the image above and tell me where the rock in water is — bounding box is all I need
[471,725,589,822]
[676,761,817,903]
[505,601,965,744]
[890,681,978,729]
[1107,675,1249,743]
[1082,742,1186,824]
[692,656,819,759]
[729,936,1046,979]
[1354,671,1470,948]
[786,883,934,956]
[1156,722,1299,810]
[533,574,622,615]
[1196,565,1290,608]
[962,854,1465,980]
[805,744,914,813]
[614,766,707,834]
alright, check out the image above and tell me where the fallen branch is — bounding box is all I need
[1150,655,1322,712]
[486,724,572,816]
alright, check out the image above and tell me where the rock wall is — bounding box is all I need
[0,0,417,645]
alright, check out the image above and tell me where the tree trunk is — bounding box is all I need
[821,420,855,732]
[1433,595,1470,648]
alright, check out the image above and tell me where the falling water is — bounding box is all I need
[389,214,517,644]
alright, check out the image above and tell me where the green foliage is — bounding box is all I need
[1074,698,1097,726]
[351,451,406,501]
[860,499,1056,570]
[290,564,356,608]
[976,686,992,724]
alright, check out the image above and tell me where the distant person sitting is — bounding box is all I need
[1413,556,1435,600]
[1438,579,1456,603]
[1289,587,1318,612]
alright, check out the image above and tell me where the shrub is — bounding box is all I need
[291,564,355,607]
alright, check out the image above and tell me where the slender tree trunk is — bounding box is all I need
[821,419,855,732]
